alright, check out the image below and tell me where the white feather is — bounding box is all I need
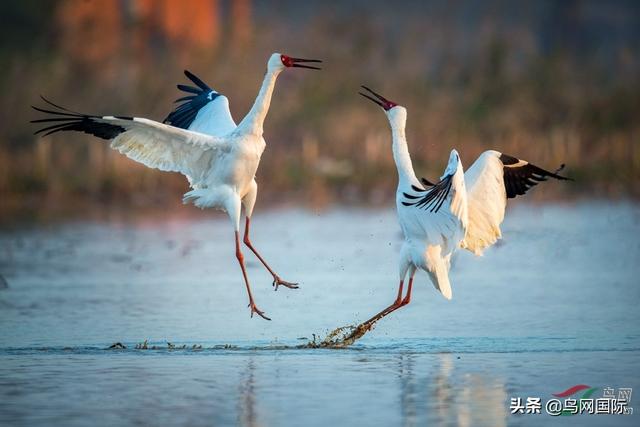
[188,95,237,137]
[385,106,467,300]
[396,153,467,299]
[364,90,566,315]
[34,52,306,320]
[460,150,507,255]
[104,117,230,186]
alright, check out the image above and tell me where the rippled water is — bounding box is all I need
[1,202,639,426]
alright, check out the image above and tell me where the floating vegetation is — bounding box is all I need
[301,321,376,349]
[104,327,376,352]
[107,342,126,349]
[130,340,203,350]
[135,340,149,350]
[217,344,237,350]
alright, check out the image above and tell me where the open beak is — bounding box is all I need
[291,57,322,70]
[359,85,395,110]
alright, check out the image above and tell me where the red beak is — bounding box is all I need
[359,85,397,111]
[282,55,322,70]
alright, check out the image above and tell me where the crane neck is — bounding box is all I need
[237,68,281,136]
[391,126,419,187]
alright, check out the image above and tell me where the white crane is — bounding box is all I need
[31,53,322,320]
[358,85,570,326]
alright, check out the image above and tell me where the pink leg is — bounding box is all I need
[243,217,299,291]
[235,231,270,320]
[362,279,406,325]
[362,274,416,326]
[400,275,414,306]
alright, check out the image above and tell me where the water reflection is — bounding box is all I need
[393,354,414,426]
[238,358,261,427]
[1,204,637,427]
[432,353,456,424]
[395,353,507,426]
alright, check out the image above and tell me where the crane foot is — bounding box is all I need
[248,302,271,320]
[272,276,299,291]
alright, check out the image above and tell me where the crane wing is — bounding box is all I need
[32,97,229,183]
[401,174,454,213]
[461,150,571,255]
[398,174,467,301]
[163,70,237,137]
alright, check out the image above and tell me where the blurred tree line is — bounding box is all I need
[1,0,639,222]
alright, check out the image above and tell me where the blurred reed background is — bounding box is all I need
[1,0,638,223]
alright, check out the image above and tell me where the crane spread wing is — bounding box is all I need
[461,150,571,255]
[401,174,454,213]
[32,97,229,183]
[398,155,468,301]
[399,150,468,241]
[500,153,569,198]
[163,70,236,137]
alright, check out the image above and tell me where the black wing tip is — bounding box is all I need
[402,174,453,213]
[499,153,520,165]
[402,192,421,200]
[552,164,574,181]
[502,159,573,199]
[420,177,436,187]
[177,84,201,94]
[38,95,84,115]
[31,98,126,140]
[166,72,220,129]
[183,69,211,91]
[39,94,53,106]
[184,69,198,81]
[545,166,572,181]
[554,173,573,181]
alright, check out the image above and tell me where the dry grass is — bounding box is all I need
[1,1,639,221]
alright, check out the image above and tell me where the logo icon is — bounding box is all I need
[552,385,598,416]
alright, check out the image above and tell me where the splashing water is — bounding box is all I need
[302,321,377,348]
[104,321,379,352]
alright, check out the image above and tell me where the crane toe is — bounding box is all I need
[272,276,299,291]
[248,303,271,321]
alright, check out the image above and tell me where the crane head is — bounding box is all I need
[359,86,398,111]
[268,53,322,71]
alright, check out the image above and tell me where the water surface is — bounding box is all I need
[1,202,639,426]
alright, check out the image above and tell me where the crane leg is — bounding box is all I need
[243,217,299,291]
[361,279,406,325]
[235,231,270,320]
[362,268,416,326]
[400,274,414,306]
